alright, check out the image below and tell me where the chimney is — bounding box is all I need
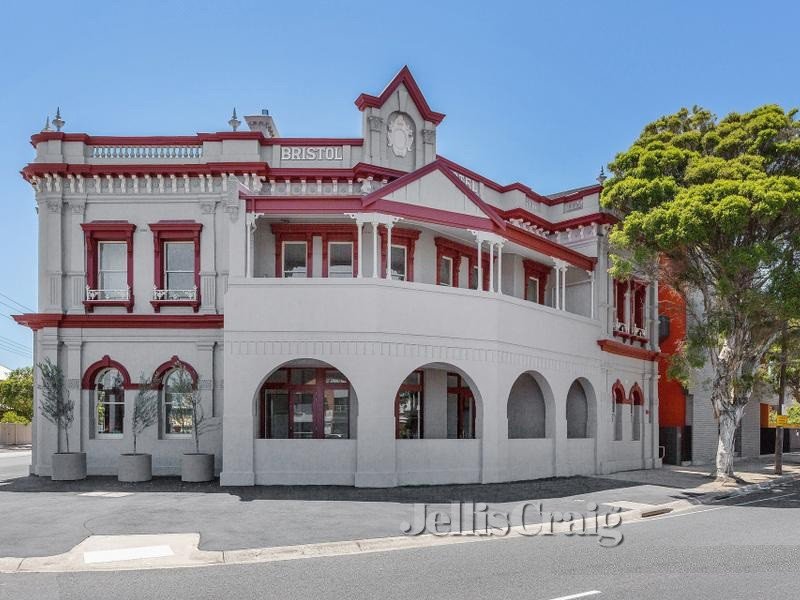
[245,109,280,138]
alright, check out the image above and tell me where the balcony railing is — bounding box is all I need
[86,286,130,301]
[89,145,203,160]
[152,287,198,301]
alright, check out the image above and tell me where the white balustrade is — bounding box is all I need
[90,145,203,160]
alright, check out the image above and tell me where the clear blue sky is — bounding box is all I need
[0,0,797,369]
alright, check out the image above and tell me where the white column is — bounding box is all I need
[554,265,560,309]
[561,266,567,310]
[356,221,363,278]
[372,223,379,278]
[476,239,483,291]
[385,222,393,279]
[488,243,494,293]
[589,270,595,319]
[496,243,503,295]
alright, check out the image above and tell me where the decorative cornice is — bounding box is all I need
[597,339,660,362]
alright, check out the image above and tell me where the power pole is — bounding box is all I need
[775,322,788,475]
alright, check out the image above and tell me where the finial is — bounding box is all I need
[52,107,65,132]
[597,166,607,184]
[41,115,51,132]
[228,107,240,132]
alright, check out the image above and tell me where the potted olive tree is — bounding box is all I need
[38,358,85,481]
[118,374,159,482]
[172,365,216,482]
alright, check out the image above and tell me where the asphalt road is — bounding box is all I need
[1,450,798,600]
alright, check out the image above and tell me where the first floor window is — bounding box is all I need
[283,242,307,277]
[260,367,352,439]
[390,245,407,281]
[328,242,353,278]
[95,368,125,435]
[396,371,423,439]
[446,373,475,439]
[164,369,193,435]
[164,241,194,297]
[98,241,127,299]
[526,277,540,304]
[439,256,453,287]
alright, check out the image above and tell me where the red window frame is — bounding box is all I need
[395,370,424,439]
[434,237,489,290]
[379,226,420,281]
[258,367,351,439]
[271,224,358,278]
[523,259,550,304]
[81,221,136,313]
[447,372,476,439]
[632,283,647,335]
[612,380,627,405]
[150,221,202,312]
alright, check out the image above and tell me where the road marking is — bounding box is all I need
[83,545,174,564]
[79,491,133,498]
[604,501,654,510]
[733,492,798,506]
[545,591,601,600]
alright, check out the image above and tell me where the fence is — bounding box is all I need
[0,423,32,445]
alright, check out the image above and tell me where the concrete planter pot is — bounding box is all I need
[118,453,152,482]
[51,452,87,481]
[181,453,214,482]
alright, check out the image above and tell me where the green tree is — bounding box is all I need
[0,366,34,423]
[602,105,800,480]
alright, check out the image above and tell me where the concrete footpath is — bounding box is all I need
[1,449,798,573]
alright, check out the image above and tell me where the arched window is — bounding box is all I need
[259,367,353,439]
[507,373,547,439]
[630,385,644,442]
[94,368,125,436]
[566,381,589,439]
[163,369,194,436]
[613,381,626,441]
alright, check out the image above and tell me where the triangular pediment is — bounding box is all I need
[355,66,445,125]
[363,161,505,228]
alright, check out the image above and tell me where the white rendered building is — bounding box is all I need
[16,67,661,486]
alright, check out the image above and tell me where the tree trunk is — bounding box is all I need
[715,405,744,480]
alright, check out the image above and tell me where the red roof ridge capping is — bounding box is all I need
[360,159,506,229]
[437,155,601,207]
[354,66,446,125]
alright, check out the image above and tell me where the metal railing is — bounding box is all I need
[86,286,130,301]
[152,287,198,301]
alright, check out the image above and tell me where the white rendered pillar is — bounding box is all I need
[590,270,595,319]
[554,265,560,308]
[356,221,363,278]
[385,222,393,279]
[488,243,494,293]
[496,243,503,295]
[372,223,379,278]
[476,239,483,291]
[561,266,567,310]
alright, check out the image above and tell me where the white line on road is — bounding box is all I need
[545,591,601,600]
[83,545,174,564]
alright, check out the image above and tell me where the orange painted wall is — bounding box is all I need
[658,284,687,428]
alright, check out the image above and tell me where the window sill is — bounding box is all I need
[612,330,649,345]
[84,299,134,313]
[151,300,200,313]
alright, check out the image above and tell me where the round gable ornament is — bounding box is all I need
[387,114,414,158]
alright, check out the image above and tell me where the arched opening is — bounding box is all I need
[612,380,626,441]
[393,364,481,440]
[630,383,644,442]
[257,360,357,440]
[93,368,125,437]
[566,379,593,439]
[507,372,551,439]
[153,358,198,438]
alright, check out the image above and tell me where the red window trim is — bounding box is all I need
[271,223,358,278]
[612,379,628,404]
[629,382,644,406]
[150,221,202,312]
[434,237,489,290]
[613,279,648,344]
[379,226,420,281]
[81,221,136,313]
[395,370,424,439]
[81,355,135,390]
[258,367,351,439]
[447,372,476,439]
[522,259,550,304]
[153,355,199,388]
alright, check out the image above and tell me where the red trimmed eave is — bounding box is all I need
[244,195,364,214]
[502,208,618,233]
[263,162,406,181]
[362,159,507,230]
[354,66,446,125]
[504,222,597,271]
[597,339,661,362]
[21,162,269,182]
[12,313,224,331]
